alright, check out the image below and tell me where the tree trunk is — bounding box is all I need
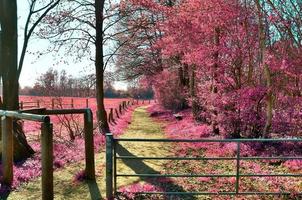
[263,64,273,138]
[190,65,199,120]
[95,0,110,134]
[212,27,220,135]
[0,0,35,161]
[255,0,273,138]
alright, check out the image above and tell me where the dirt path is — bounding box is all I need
[114,106,172,190]
[8,106,172,200]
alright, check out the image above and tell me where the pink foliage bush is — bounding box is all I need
[284,160,302,171]
[73,170,87,183]
[152,71,187,111]
[148,103,302,169]
[119,183,163,199]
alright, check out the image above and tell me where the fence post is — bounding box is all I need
[84,110,95,180]
[119,104,122,115]
[20,101,23,110]
[235,142,240,194]
[37,100,40,108]
[86,99,89,108]
[51,99,54,109]
[71,99,74,108]
[41,122,53,200]
[106,133,114,200]
[2,116,13,186]
[108,112,111,123]
[110,108,114,123]
[115,108,119,119]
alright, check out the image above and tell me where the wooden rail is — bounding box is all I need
[19,98,91,110]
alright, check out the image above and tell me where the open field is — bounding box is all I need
[19,96,131,133]
[19,95,129,113]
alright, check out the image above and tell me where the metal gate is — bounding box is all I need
[105,133,302,199]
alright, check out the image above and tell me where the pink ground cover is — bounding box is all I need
[119,104,302,199]
[147,104,302,165]
[0,102,139,196]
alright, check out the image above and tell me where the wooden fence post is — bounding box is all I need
[84,110,95,180]
[110,108,114,122]
[71,99,74,108]
[2,116,13,186]
[51,99,55,109]
[108,112,111,123]
[115,108,119,119]
[37,100,40,108]
[20,101,23,110]
[119,104,122,115]
[86,99,89,108]
[41,122,53,200]
[106,133,114,200]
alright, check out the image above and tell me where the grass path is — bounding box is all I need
[8,106,171,200]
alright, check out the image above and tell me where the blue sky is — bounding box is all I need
[17,1,127,90]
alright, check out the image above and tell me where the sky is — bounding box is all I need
[17,1,128,90]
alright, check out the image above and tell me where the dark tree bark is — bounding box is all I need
[0,0,35,161]
[95,0,110,134]
[190,66,199,120]
[255,0,272,138]
[212,27,220,135]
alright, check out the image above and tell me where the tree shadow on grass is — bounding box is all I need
[116,143,197,200]
[86,180,102,200]
[0,185,11,200]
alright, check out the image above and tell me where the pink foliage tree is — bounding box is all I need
[117,0,302,138]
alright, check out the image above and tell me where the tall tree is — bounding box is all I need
[35,0,140,133]
[0,0,35,160]
[0,0,61,160]
[95,0,110,133]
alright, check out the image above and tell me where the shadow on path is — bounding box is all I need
[116,143,197,200]
[86,180,102,200]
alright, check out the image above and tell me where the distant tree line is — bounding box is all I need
[20,68,154,99]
